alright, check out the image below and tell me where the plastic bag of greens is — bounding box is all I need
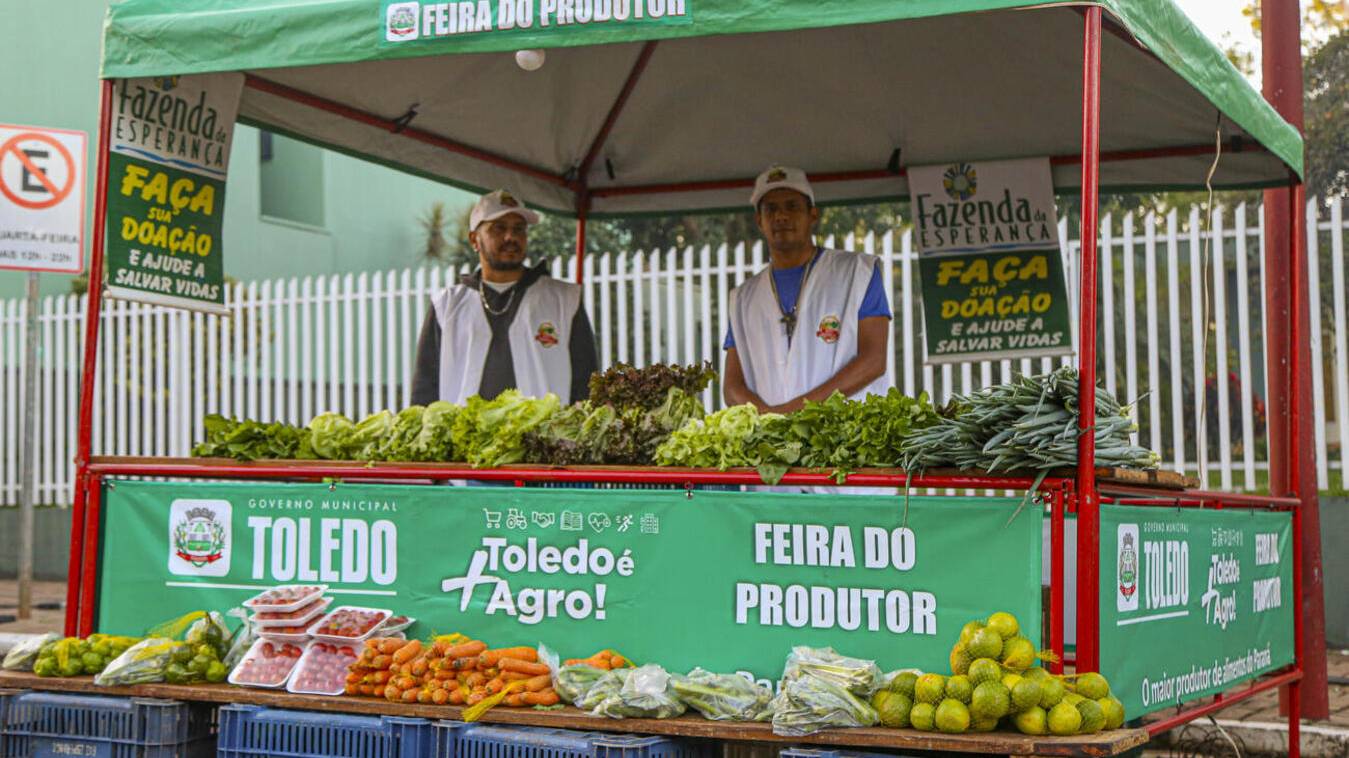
[222,607,255,670]
[592,664,686,719]
[781,646,881,696]
[770,674,879,736]
[95,637,177,686]
[576,667,629,711]
[671,668,774,721]
[184,611,231,659]
[3,632,59,671]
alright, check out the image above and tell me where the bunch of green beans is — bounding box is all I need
[899,367,1159,473]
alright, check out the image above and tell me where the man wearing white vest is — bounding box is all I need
[723,166,893,412]
[411,189,597,405]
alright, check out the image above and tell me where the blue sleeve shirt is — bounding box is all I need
[724,258,891,349]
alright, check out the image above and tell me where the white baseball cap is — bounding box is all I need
[750,165,815,208]
[470,189,540,231]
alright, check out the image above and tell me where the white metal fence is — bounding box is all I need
[2,197,1346,505]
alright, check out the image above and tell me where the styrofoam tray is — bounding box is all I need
[242,584,328,613]
[305,606,393,643]
[227,638,308,689]
[251,596,332,628]
[286,640,361,696]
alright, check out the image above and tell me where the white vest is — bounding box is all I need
[729,248,892,406]
[431,277,581,404]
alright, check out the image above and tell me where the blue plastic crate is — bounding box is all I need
[216,704,433,758]
[0,690,214,758]
[449,724,708,758]
[780,749,924,758]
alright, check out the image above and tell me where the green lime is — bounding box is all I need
[935,698,971,733]
[945,675,973,704]
[909,702,936,731]
[205,661,228,684]
[1048,702,1082,735]
[877,692,913,728]
[889,671,918,697]
[1074,672,1110,700]
[1075,698,1106,734]
[914,673,947,704]
[169,644,193,665]
[1098,696,1126,730]
[985,611,1020,639]
[1014,706,1049,735]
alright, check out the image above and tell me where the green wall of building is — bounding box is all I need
[0,1,475,300]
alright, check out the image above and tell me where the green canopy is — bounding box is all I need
[101,0,1303,216]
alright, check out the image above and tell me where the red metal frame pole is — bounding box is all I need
[1049,483,1066,675]
[1261,0,1328,720]
[575,193,589,284]
[65,79,114,635]
[1073,6,1103,676]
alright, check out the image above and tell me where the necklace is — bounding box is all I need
[766,248,820,340]
[478,278,517,317]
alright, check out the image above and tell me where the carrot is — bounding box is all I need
[441,640,487,659]
[466,692,486,706]
[450,656,479,671]
[609,654,628,668]
[464,671,487,688]
[500,658,550,676]
[504,693,527,707]
[417,689,433,704]
[486,677,505,694]
[524,674,552,692]
[565,654,610,669]
[449,688,467,705]
[378,638,404,655]
[411,659,430,677]
[479,647,537,667]
[434,670,456,681]
[371,654,393,670]
[432,689,451,705]
[345,682,360,696]
[392,639,423,664]
[501,671,532,681]
[346,670,363,684]
[402,689,420,704]
[385,686,402,702]
[522,690,560,706]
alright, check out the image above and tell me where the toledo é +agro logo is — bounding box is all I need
[1116,524,1139,612]
[168,499,232,577]
[535,321,559,347]
[816,314,841,344]
[942,163,978,201]
[386,2,421,42]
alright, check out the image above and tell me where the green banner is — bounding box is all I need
[104,74,242,314]
[1099,504,1295,717]
[916,248,1072,362]
[380,0,693,47]
[98,482,1042,680]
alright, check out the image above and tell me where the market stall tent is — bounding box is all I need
[71,1,1317,754]
[101,0,1302,217]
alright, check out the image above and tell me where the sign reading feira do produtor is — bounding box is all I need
[1099,504,1295,718]
[908,158,1073,364]
[103,74,243,314]
[98,482,1042,681]
[381,0,691,45]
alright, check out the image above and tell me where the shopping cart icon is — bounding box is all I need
[483,508,502,529]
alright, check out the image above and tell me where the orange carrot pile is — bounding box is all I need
[345,637,559,707]
[565,649,629,670]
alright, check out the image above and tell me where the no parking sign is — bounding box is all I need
[0,124,87,273]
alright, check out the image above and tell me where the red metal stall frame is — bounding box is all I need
[65,6,1312,754]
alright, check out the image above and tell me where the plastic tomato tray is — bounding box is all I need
[0,690,215,758]
[242,584,327,613]
[217,704,434,758]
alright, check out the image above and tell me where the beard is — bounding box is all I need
[484,246,526,271]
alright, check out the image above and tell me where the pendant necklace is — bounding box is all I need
[767,248,820,340]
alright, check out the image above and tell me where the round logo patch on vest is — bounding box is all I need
[816,314,841,344]
[535,321,559,347]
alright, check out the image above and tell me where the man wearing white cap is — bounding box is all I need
[723,166,892,412]
[411,189,597,405]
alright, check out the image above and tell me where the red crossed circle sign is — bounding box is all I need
[0,132,77,210]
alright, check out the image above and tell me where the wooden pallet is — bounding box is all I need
[0,671,1147,757]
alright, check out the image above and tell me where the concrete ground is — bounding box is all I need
[0,579,66,634]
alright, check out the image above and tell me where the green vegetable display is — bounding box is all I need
[768,646,881,736]
[2,632,59,671]
[192,365,1160,482]
[590,664,687,719]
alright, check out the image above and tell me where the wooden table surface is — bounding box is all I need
[0,671,1149,757]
